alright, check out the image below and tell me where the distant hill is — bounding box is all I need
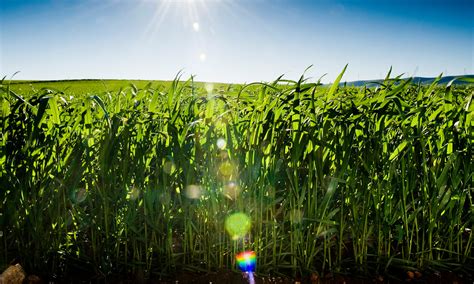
[342,75,474,87]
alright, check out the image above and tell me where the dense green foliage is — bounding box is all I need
[1,72,473,280]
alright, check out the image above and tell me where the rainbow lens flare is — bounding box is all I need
[236,251,256,272]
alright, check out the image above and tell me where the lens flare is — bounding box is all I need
[71,188,87,204]
[163,161,176,174]
[236,251,256,272]
[219,150,229,160]
[192,22,200,31]
[290,209,304,224]
[223,181,241,200]
[185,184,202,199]
[216,138,226,150]
[127,186,140,201]
[205,83,214,94]
[225,212,251,240]
[199,53,207,62]
[218,161,235,179]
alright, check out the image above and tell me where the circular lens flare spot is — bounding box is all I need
[127,186,140,201]
[71,188,87,204]
[218,161,235,179]
[199,53,207,62]
[163,161,176,174]
[216,138,226,150]
[225,212,251,240]
[219,150,229,160]
[223,181,241,200]
[185,184,202,199]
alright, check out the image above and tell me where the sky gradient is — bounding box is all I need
[1,0,473,83]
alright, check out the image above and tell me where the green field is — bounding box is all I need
[7,78,234,97]
[1,71,473,282]
[8,79,171,95]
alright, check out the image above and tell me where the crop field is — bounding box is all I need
[1,70,473,282]
[7,79,232,97]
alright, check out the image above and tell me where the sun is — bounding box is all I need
[140,0,240,63]
[143,0,216,56]
[144,0,209,36]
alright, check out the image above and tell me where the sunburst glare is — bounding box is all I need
[143,0,216,38]
[140,0,238,67]
[192,21,200,31]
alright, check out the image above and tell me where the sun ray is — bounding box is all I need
[143,0,173,40]
[138,0,246,64]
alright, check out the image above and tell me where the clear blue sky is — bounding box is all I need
[1,0,473,83]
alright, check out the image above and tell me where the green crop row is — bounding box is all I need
[1,70,473,281]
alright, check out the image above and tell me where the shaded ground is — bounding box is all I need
[169,270,467,284]
[1,263,471,284]
[64,269,470,284]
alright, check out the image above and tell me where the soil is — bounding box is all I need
[3,264,471,284]
[58,269,471,284]
[169,270,468,284]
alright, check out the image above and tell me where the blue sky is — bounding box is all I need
[1,0,473,83]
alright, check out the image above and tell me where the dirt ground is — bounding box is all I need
[1,264,471,284]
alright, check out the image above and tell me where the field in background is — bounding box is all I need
[1,71,473,282]
[8,74,474,95]
[7,78,233,97]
